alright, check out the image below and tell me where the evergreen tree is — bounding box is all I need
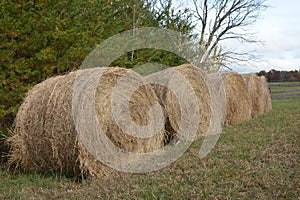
[0,0,194,136]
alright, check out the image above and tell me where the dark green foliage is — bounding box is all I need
[0,0,194,137]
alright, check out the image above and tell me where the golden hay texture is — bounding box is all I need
[147,64,212,141]
[94,67,165,153]
[242,73,265,117]
[197,72,227,159]
[206,73,226,135]
[9,67,166,176]
[222,72,252,126]
[8,75,80,175]
[259,76,272,113]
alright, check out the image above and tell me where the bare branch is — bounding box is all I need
[189,0,267,70]
[193,0,208,46]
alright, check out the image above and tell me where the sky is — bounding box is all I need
[230,0,300,73]
[176,0,300,73]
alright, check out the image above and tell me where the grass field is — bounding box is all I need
[0,88,299,199]
[269,81,300,100]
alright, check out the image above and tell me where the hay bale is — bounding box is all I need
[222,72,252,126]
[146,64,212,141]
[73,67,167,175]
[198,72,226,158]
[94,67,165,153]
[8,75,79,174]
[242,73,265,117]
[259,76,272,113]
[206,73,226,134]
[9,67,166,176]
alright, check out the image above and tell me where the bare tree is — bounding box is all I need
[191,0,268,71]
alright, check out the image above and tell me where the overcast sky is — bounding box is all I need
[176,0,300,73]
[230,0,300,73]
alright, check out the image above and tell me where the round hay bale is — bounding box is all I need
[206,73,226,134]
[8,75,80,174]
[222,72,252,126]
[259,76,272,113]
[242,73,265,117]
[146,69,181,143]
[198,72,226,158]
[146,64,212,141]
[9,67,166,176]
[94,67,165,153]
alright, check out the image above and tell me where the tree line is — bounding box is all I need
[0,0,267,137]
[257,69,300,82]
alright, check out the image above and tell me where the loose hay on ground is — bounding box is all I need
[222,72,252,126]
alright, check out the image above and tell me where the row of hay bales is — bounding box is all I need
[222,72,272,126]
[7,64,271,177]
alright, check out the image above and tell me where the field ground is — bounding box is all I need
[269,81,300,100]
[0,85,299,199]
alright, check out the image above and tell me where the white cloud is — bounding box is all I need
[176,0,300,72]
[230,0,300,72]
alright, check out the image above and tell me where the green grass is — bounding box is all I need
[271,91,300,97]
[269,82,300,91]
[1,98,299,199]
[269,82,300,100]
[271,86,300,92]
[268,82,300,86]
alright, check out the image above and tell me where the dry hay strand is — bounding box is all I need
[147,64,212,141]
[9,67,166,177]
[222,72,252,126]
[174,64,211,139]
[198,72,226,158]
[242,73,265,117]
[8,75,80,175]
[0,138,9,164]
[206,73,226,135]
[94,67,165,153]
[259,76,272,113]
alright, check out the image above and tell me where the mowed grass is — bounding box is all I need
[269,81,300,88]
[0,98,299,199]
[269,82,300,101]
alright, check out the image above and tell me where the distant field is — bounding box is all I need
[0,98,299,199]
[269,82,300,100]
